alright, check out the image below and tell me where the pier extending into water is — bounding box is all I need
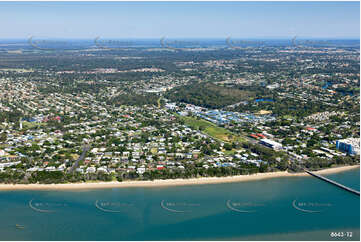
[304,169,360,196]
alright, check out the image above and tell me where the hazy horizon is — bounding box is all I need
[0,1,359,39]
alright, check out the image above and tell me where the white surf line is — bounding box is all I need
[95,200,122,213]
[28,199,55,213]
[226,200,256,213]
[160,200,187,213]
[292,200,321,213]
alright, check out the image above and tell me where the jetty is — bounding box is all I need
[304,169,360,196]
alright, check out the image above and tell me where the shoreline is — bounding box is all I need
[0,165,359,191]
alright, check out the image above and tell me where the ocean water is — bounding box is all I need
[0,168,359,241]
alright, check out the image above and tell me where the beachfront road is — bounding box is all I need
[69,145,90,173]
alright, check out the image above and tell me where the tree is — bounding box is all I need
[223,143,233,151]
[0,133,6,142]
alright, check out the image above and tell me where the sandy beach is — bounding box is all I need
[0,165,358,191]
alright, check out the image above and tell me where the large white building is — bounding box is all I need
[336,138,360,155]
[259,138,283,150]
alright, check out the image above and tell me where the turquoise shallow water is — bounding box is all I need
[0,168,359,241]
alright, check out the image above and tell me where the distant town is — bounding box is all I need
[0,39,359,184]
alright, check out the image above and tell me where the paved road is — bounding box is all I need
[69,145,90,173]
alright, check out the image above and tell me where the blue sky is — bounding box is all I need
[0,1,359,39]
